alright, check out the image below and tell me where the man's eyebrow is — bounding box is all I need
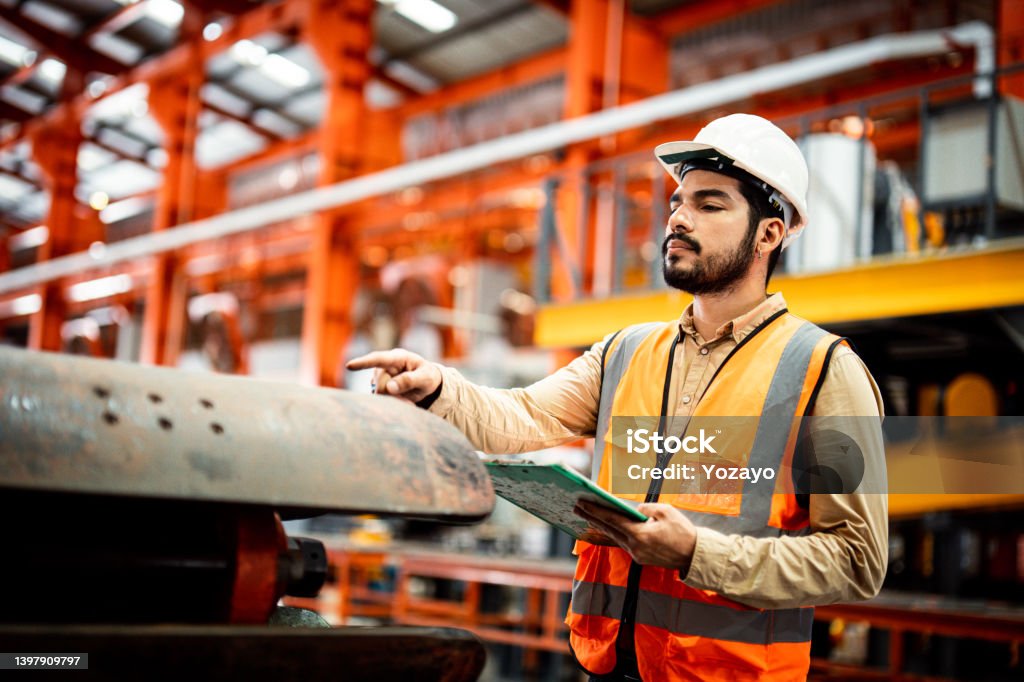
[692,188,734,201]
[669,188,735,203]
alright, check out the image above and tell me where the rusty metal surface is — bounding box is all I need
[0,347,493,521]
[0,625,487,681]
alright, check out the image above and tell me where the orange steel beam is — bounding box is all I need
[397,47,566,117]
[191,168,228,221]
[653,0,788,39]
[565,0,607,121]
[301,0,375,387]
[554,0,609,305]
[998,0,1024,96]
[616,6,670,148]
[26,71,85,351]
[139,15,204,367]
[552,0,669,312]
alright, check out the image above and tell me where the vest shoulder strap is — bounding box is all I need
[599,321,665,403]
[598,328,625,393]
[592,322,666,480]
[802,335,851,416]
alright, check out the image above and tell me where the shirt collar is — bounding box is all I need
[678,292,787,344]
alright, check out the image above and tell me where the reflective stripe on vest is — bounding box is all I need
[592,322,662,482]
[572,580,814,645]
[680,320,829,536]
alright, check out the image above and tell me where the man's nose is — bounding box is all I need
[667,204,693,234]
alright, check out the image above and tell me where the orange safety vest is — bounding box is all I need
[567,310,848,681]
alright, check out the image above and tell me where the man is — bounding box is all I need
[348,113,887,681]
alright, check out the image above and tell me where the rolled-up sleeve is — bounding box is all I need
[427,338,608,454]
[683,347,889,609]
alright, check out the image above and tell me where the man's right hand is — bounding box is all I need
[345,349,442,404]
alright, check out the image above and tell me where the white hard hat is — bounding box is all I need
[654,114,809,249]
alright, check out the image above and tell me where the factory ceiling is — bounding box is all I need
[0,0,569,230]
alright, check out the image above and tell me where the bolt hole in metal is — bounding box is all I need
[199,399,214,409]
[158,417,173,431]
[103,412,119,425]
[210,422,224,435]
[148,393,163,404]
[93,387,110,399]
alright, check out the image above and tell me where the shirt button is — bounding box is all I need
[682,395,692,404]
[700,347,709,355]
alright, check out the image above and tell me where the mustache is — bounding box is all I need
[663,232,701,255]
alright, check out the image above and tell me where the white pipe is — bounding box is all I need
[0,21,993,296]
[416,305,502,334]
[953,21,994,98]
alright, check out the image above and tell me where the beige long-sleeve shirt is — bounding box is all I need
[429,293,888,610]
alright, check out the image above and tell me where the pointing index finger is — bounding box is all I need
[346,350,405,372]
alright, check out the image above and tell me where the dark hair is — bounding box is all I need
[737,182,784,284]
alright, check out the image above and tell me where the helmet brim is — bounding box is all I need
[654,141,732,181]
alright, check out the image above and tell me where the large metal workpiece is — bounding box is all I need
[0,346,494,681]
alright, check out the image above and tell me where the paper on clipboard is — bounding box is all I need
[485,462,648,546]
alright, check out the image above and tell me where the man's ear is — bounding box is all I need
[759,217,786,253]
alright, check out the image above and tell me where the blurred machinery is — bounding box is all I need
[786,133,877,273]
[0,345,494,681]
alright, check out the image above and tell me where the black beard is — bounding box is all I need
[661,227,757,295]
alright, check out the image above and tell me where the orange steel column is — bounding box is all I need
[553,1,668,362]
[193,168,229,220]
[618,15,668,142]
[556,0,609,304]
[999,0,1024,97]
[543,0,613,368]
[141,16,204,367]
[301,0,375,386]
[27,70,85,351]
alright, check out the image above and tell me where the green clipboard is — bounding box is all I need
[485,462,648,546]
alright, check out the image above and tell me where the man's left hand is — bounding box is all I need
[574,500,699,574]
